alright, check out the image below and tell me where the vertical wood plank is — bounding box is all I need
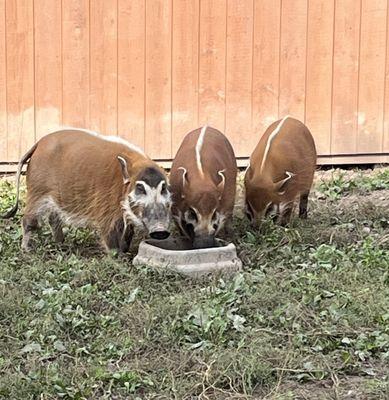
[0,0,6,160]
[145,0,172,159]
[357,0,387,153]
[118,0,145,149]
[331,0,361,154]
[305,0,334,155]
[279,0,308,121]
[6,0,35,161]
[62,0,89,128]
[172,0,199,154]
[225,0,253,156]
[34,0,62,139]
[252,0,281,139]
[384,2,389,153]
[90,0,118,136]
[198,0,227,132]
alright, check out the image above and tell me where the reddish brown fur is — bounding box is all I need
[244,117,317,225]
[14,129,168,250]
[170,126,237,245]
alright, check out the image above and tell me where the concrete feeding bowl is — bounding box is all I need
[133,237,242,277]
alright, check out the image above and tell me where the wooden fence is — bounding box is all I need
[1,0,389,171]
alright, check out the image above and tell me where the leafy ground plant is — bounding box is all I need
[0,168,388,399]
[317,167,389,200]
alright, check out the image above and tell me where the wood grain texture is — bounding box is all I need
[145,0,172,159]
[34,0,62,139]
[172,0,199,155]
[62,0,89,128]
[118,0,145,149]
[198,0,226,132]
[6,0,35,161]
[225,0,253,156]
[90,0,117,135]
[384,2,389,153]
[357,0,387,153]
[305,0,334,155]
[0,0,388,166]
[252,0,281,140]
[331,0,361,154]
[279,0,308,121]
[0,0,6,160]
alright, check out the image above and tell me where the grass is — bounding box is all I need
[0,167,388,399]
[316,168,389,200]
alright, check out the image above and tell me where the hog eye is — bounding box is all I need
[188,208,198,222]
[136,183,146,195]
[160,182,167,195]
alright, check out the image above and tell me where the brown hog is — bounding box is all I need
[244,116,316,225]
[170,126,237,248]
[2,128,172,251]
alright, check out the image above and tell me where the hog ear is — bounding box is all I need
[274,171,295,195]
[177,167,188,187]
[117,156,131,185]
[217,169,226,191]
[245,166,252,181]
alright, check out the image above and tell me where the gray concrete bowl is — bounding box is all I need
[133,237,242,277]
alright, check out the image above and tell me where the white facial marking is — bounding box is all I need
[51,127,146,156]
[260,115,290,174]
[122,180,171,226]
[195,126,207,177]
[279,200,294,215]
[130,180,171,207]
[184,207,226,236]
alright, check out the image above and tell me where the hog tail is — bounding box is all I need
[1,142,38,218]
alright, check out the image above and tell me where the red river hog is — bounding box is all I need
[244,116,317,225]
[170,126,237,248]
[2,128,172,252]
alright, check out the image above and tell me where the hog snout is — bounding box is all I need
[150,230,170,240]
[192,235,217,249]
[142,203,171,237]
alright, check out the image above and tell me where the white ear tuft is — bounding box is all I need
[217,169,226,191]
[274,170,295,194]
[117,156,130,185]
[178,167,188,187]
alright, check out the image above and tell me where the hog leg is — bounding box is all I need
[119,223,134,253]
[49,212,64,243]
[278,202,294,226]
[219,217,234,240]
[299,192,309,219]
[22,214,39,251]
[103,218,133,253]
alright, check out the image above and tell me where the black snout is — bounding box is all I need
[193,236,217,249]
[150,230,170,240]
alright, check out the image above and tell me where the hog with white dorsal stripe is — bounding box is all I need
[1,128,172,252]
[170,126,237,249]
[244,116,317,225]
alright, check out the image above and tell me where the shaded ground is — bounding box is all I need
[0,166,388,399]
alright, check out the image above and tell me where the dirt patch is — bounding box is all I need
[336,189,389,210]
[264,375,388,400]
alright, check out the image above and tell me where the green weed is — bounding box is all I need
[0,169,388,399]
